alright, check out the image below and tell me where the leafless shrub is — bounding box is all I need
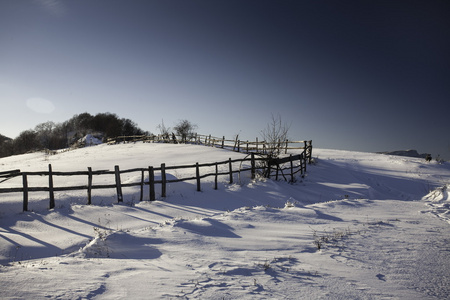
[261,114,291,158]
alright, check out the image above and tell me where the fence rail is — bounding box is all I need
[106,134,312,160]
[0,150,311,212]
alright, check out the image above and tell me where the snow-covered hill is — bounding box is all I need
[1,143,449,299]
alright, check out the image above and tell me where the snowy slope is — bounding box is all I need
[1,143,449,299]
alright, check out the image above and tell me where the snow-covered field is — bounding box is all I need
[1,143,449,299]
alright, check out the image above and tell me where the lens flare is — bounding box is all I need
[26,97,56,114]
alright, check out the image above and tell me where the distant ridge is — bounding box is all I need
[378,149,430,159]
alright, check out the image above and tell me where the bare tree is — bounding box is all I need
[156,119,171,141]
[173,119,197,143]
[35,121,56,149]
[261,114,291,158]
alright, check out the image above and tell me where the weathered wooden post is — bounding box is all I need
[308,140,313,164]
[149,166,155,201]
[228,158,233,184]
[298,154,303,175]
[304,140,307,157]
[87,167,93,205]
[214,162,218,190]
[114,165,123,202]
[196,162,201,192]
[233,135,239,151]
[140,169,145,201]
[221,136,225,148]
[251,153,256,179]
[289,154,294,183]
[161,163,166,198]
[22,173,28,212]
[48,164,55,209]
[277,139,281,156]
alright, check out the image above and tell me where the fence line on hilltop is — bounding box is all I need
[106,133,312,162]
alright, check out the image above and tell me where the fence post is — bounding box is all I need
[48,164,55,209]
[277,139,281,156]
[307,140,312,164]
[256,137,258,153]
[251,153,255,179]
[275,163,279,181]
[149,166,155,201]
[298,153,303,175]
[196,162,201,192]
[221,136,225,148]
[161,163,166,198]
[214,162,218,190]
[285,139,288,154]
[22,173,28,212]
[289,154,294,183]
[304,141,307,153]
[304,152,307,173]
[115,165,123,202]
[87,167,93,205]
[140,169,144,201]
[246,140,249,153]
[237,140,240,152]
[228,158,233,184]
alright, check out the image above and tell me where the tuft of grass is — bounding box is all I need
[262,260,271,271]
[312,227,361,251]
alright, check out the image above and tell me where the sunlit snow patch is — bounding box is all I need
[422,184,450,224]
[78,134,103,147]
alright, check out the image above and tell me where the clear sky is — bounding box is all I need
[1,0,449,159]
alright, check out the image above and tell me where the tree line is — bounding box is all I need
[1,112,292,160]
[0,112,146,158]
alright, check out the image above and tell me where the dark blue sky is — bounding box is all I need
[1,0,449,159]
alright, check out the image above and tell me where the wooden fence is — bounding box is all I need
[0,151,310,212]
[107,133,312,162]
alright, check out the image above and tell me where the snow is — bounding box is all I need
[78,134,103,147]
[1,143,450,299]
